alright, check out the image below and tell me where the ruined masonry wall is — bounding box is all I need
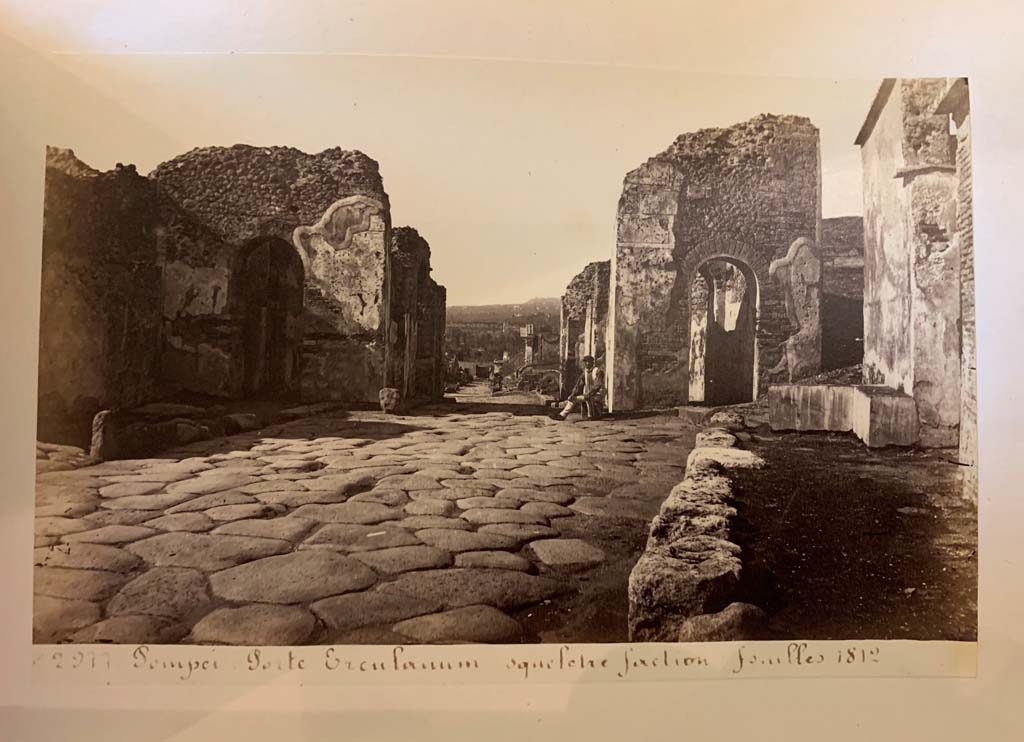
[956,113,977,500]
[38,149,164,446]
[860,79,961,447]
[608,115,822,410]
[559,261,610,399]
[150,145,391,403]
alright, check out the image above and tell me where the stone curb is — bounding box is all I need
[627,424,764,642]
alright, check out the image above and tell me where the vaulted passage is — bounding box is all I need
[236,237,304,398]
[688,258,757,405]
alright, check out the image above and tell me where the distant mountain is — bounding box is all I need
[445,298,561,366]
[446,297,560,324]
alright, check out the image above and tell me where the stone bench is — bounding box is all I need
[768,384,919,447]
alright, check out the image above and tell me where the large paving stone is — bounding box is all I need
[290,502,404,524]
[36,500,99,519]
[454,551,532,572]
[380,568,564,610]
[520,502,575,518]
[497,488,575,506]
[407,488,470,502]
[210,550,377,604]
[143,512,217,532]
[455,496,524,510]
[312,590,443,633]
[213,517,317,542]
[99,482,165,499]
[166,491,256,513]
[376,474,445,490]
[302,524,421,552]
[529,538,606,569]
[62,525,156,544]
[190,605,316,645]
[302,472,376,493]
[71,615,189,644]
[35,517,92,537]
[397,515,471,531]
[99,491,198,511]
[460,508,548,526]
[403,499,457,516]
[352,545,452,574]
[125,532,290,571]
[34,543,142,573]
[107,567,212,621]
[414,529,519,553]
[34,595,102,642]
[84,509,156,527]
[166,470,261,495]
[253,489,350,507]
[240,480,308,495]
[204,503,275,522]
[34,566,129,602]
[478,523,560,543]
[349,490,411,507]
[393,605,524,644]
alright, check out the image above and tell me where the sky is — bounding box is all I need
[1,4,883,306]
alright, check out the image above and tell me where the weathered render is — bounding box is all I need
[856,79,963,448]
[769,78,975,478]
[558,260,610,399]
[37,144,448,450]
[606,114,823,411]
[37,149,164,446]
[151,145,392,404]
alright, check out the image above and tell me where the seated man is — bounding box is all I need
[557,355,605,420]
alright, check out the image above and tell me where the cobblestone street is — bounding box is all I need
[34,382,696,645]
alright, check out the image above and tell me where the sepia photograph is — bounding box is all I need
[28,62,978,648]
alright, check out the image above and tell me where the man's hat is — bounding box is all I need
[582,355,595,363]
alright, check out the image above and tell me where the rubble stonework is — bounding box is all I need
[558,260,610,398]
[628,423,764,641]
[389,227,447,403]
[934,78,976,501]
[38,149,164,446]
[820,216,865,370]
[151,145,394,404]
[856,79,962,448]
[38,144,446,449]
[606,114,823,412]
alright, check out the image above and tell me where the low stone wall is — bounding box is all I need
[87,401,345,461]
[768,383,919,447]
[628,423,765,641]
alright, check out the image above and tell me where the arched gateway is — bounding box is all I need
[604,114,823,412]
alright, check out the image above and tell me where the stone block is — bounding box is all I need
[768,383,919,447]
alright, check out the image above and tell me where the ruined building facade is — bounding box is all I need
[559,260,610,399]
[38,145,446,445]
[602,114,825,411]
[769,78,977,500]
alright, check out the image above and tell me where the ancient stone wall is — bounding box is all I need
[38,148,164,446]
[607,115,822,411]
[559,261,609,398]
[820,216,865,371]
[388,227,447,402]
[936,79,976,499]
[150,145,392,404]
[415,279,447,399]
[858,79,961,447]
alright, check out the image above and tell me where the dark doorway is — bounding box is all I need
[688,258,758,405]
[237,238,304,398]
